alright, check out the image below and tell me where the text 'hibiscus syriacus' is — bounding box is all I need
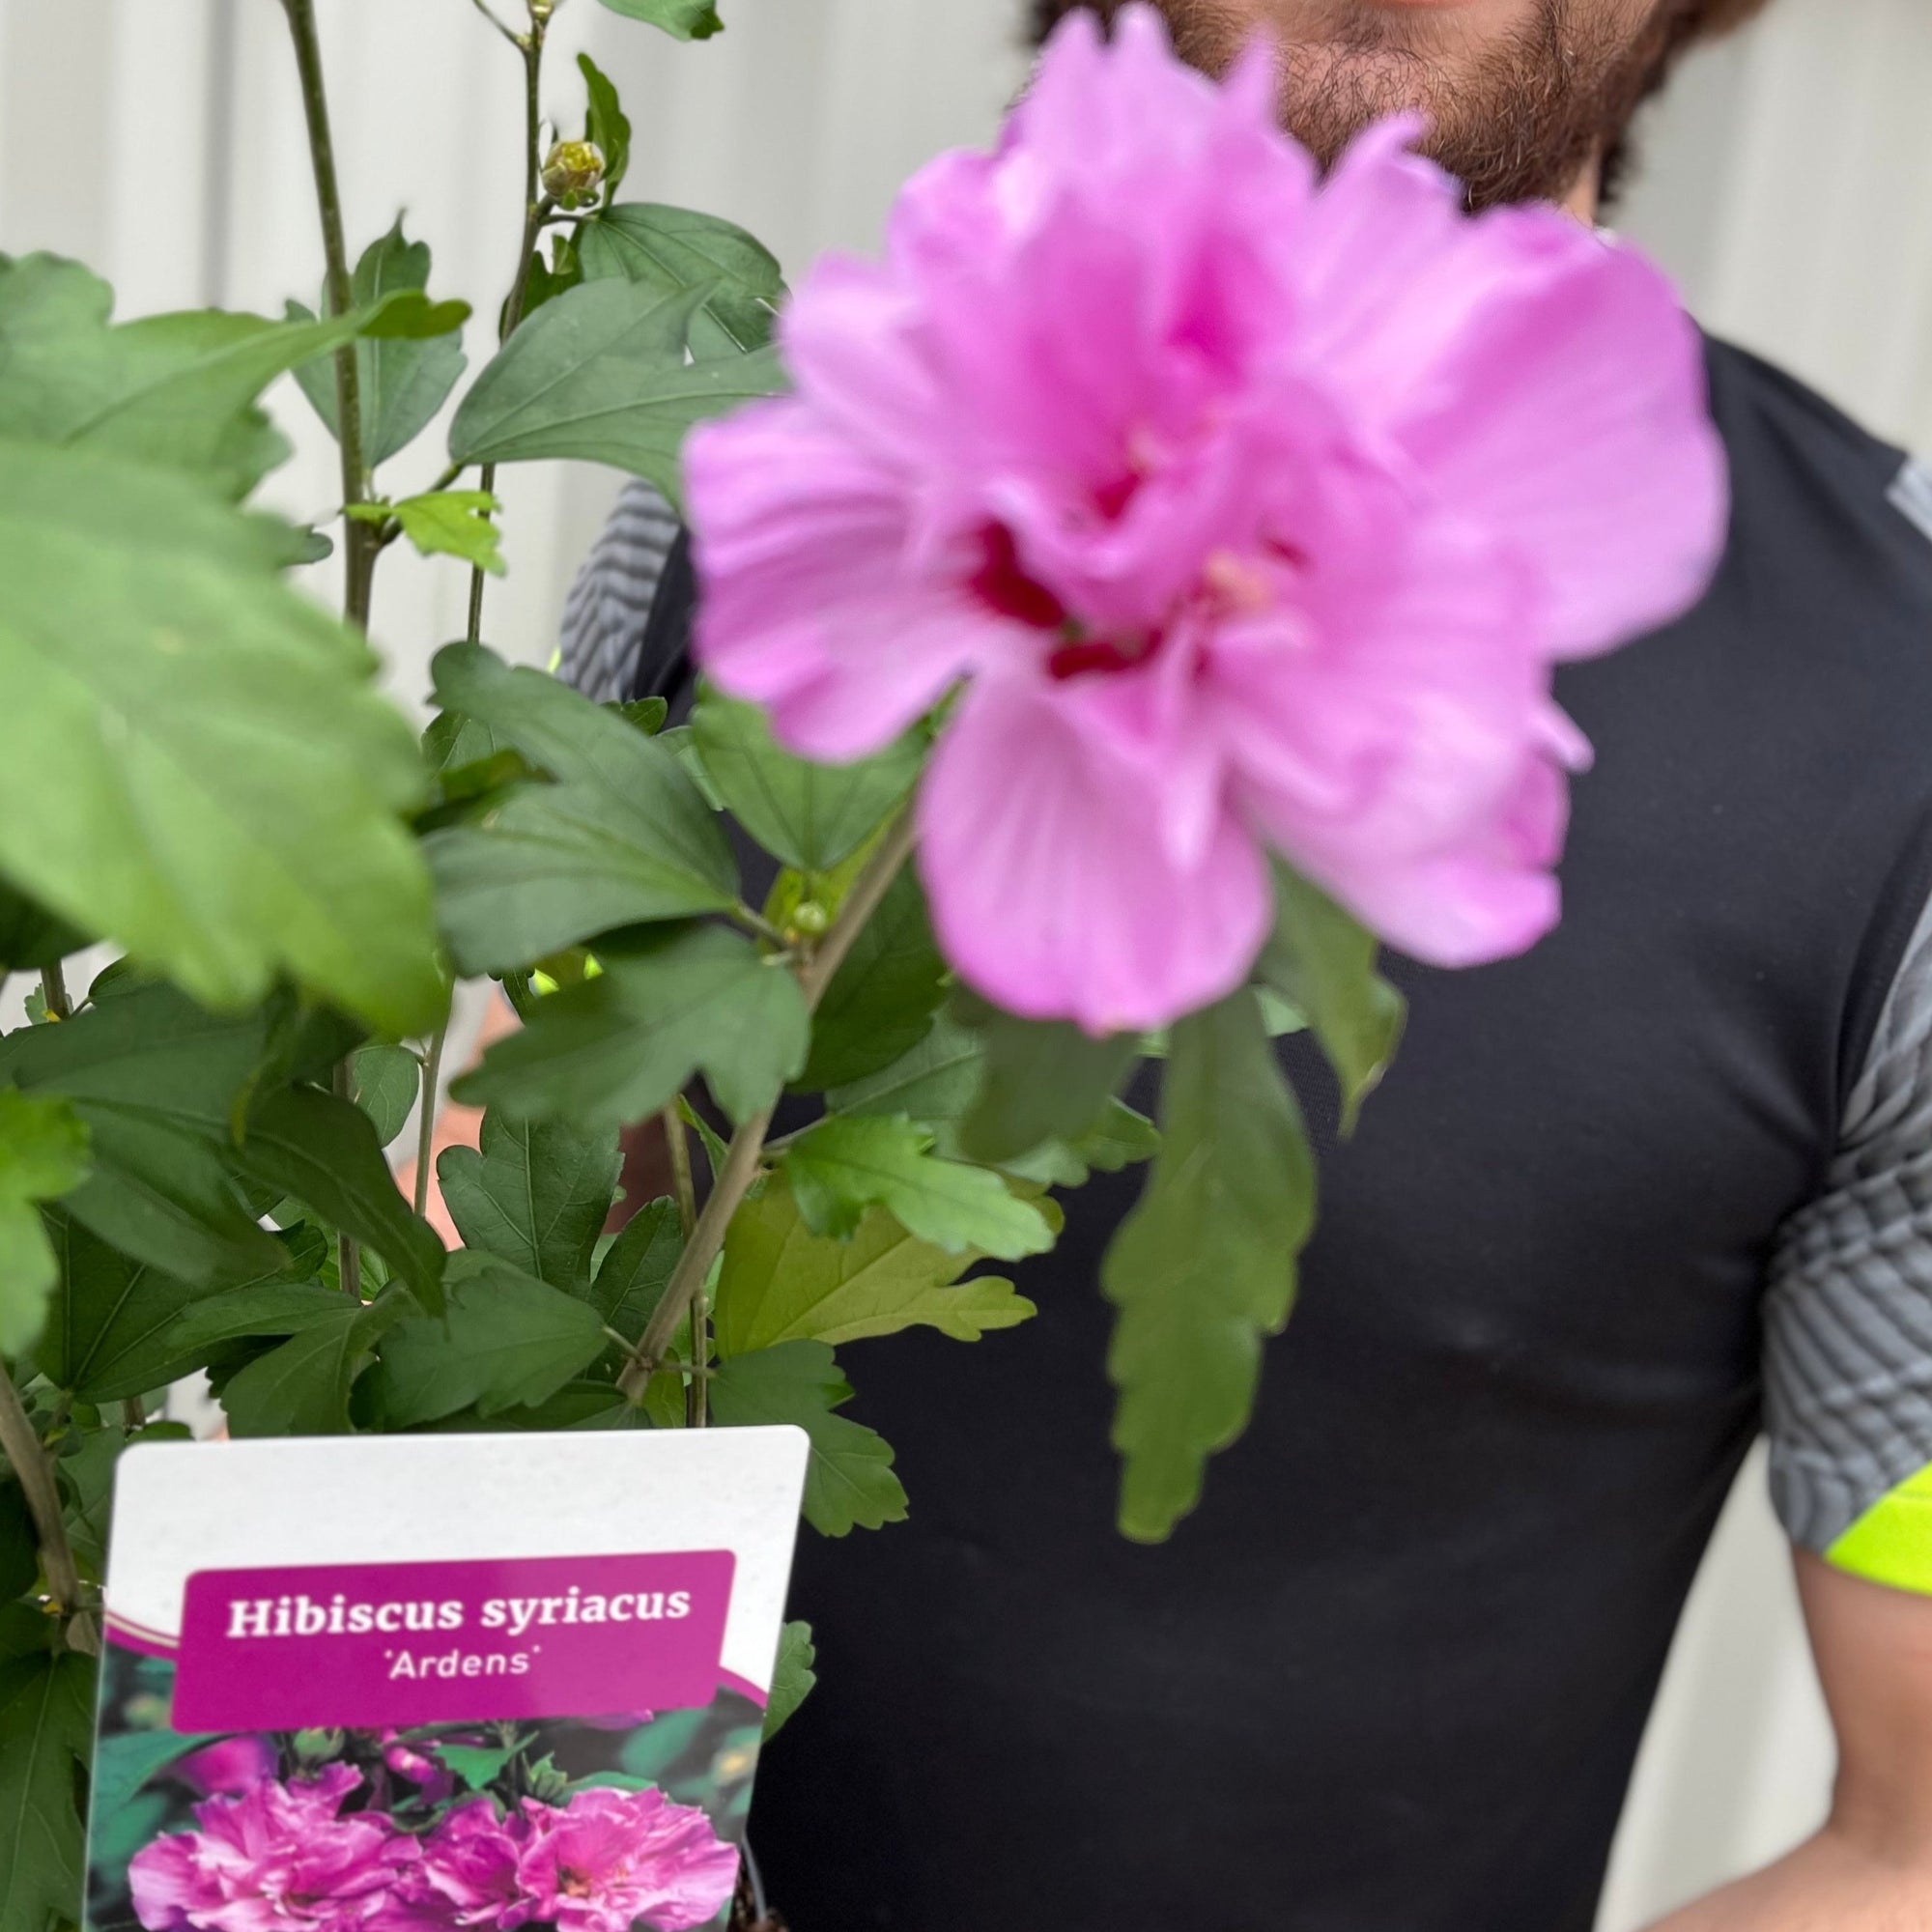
[685,4,1726,1033]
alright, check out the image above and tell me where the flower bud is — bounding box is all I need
[541,140,604,204]
[789,900,831,940]
[293,1728,345,1767]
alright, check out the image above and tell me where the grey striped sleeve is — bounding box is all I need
[1765,889,1932,1554]
[556,479,681,701]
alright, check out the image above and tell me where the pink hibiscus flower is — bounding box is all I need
[373,1801,525,1932]
[129,1764,417,1932]
[173,1737,278,1799]
[685,3,1727,1033]
[512,1787,739,1932]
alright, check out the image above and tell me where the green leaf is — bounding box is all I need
[351,490,503,576]
[595,0,724,39]
[0,1092,89,1353]
[458,925,809,1131]
[578,206,782,359]
[220,1294,405,1436]
[0,984,288,1286]
[970,1094,1160,1189]
[161,1279,353,1353]
[438,1741,517,1793]
[763,1621,814,1741]
[235,1085,447,1316]
[0,1650,93,1932]
[288,219,469,468]
[352,1043,420,1149]
[1102,992,1316,1544]
[707,1341,906,1537]
[424,644,736,975]
[59,1420,193,1580]
[692,689,919,872]
[955,1002,1138,1166]
[589,1196,683,1340]
[447,279,783,508]
[0,437,442,1034]
[437,1109,620,1297]
[782,1115,1053,1259]
[90,1725,218,1822]
[364,1254,609,1429]
[714,1172,1034,1355]
[1255,863,1405,1131]
[0,884,84,977]
[677,1096,731,1190]
[578,55,633,204]
[0,253,462,497]
[35,1212,323,1404]
[796,868,946,1092]
[826,1013,984,1125]
[519,238,584,322]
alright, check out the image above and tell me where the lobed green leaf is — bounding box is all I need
[577,205,782,359]
[0,438,443,1034]
[363,1254,609,1429]
[0,1649,93,1932]
[1102,991,1317,1544]
[1255,862,1405,1131]
[595,0,724,39]
[763,1621,815,1740]
[288,219,469,469]
[448,279,782,508]
[713,1171,1035,1356]
[693,688,920,873]
[782,1114,1053,1258]
[707,1340,906,1537]
[457,924,809,1132]
[437,1108,620,1299]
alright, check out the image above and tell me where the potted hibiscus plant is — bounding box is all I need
[0,1,1722,1928]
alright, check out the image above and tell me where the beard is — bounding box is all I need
[1036,1,1689,211]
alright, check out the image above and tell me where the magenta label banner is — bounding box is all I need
[171,1551,735,1732]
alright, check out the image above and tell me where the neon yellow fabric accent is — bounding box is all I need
[1827,1464,1932,1594]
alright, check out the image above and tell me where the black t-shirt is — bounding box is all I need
[589,342,1932,1931]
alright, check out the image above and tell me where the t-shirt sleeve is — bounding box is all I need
[1765,888,1932,1591]
[555,480,681,700]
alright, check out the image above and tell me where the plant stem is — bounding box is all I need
[284,0,373,1306]
[617,810,920,1403]
[468,22,550,649]
[39,961,70,1021]
[332,1060,363,1300]
[663,1103,697,1239]
[0,1366,98,1656]
[413,1021,450,1220]
[468,0,524,44]
[280,0,374,633]
[668,1100,706,1427]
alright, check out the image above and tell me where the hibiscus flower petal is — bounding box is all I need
[1395,243,1729,659]
[1299,748,1570,969]
[686,400,980,761]
[920,677,1271,1033]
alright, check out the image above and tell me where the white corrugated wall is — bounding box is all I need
[6,2,1928,1923]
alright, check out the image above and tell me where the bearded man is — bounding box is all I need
[553,3,1932,1925]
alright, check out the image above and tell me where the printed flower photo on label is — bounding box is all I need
[87,1649,761,1932]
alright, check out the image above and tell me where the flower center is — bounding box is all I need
[557,1870,594,1898]
[967,526,1066,631]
